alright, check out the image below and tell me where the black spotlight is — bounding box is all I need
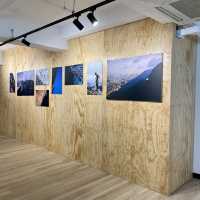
[87,11,98,26]
[73,18,84,31]
[21,37,31,47]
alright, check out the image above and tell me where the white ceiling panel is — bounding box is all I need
[0,0,199,51]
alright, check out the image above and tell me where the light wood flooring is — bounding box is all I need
[0,135,200,200]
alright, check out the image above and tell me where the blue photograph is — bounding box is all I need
[17,70,34,96]
[107,53,163,102]
[65,64,83,85]
[87,61,103,95]
[52,67,62,95]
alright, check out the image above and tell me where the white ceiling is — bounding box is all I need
[0,0,147,50]
[0,0,199,51]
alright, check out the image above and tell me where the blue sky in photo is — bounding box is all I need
[87,61,103,87]
[108,54,162,82]
[17,70,34,86]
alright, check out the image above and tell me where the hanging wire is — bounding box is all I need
[10,29,14,38]
[63,0,77,14]
[72,0,76,13]
[63,0,73,14]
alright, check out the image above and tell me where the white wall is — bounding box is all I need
[193,38,200,174]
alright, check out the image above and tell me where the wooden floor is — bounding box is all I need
[0,136,200,200]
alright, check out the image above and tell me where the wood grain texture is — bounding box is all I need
[0,18,196,195]
[0,136,200,200]
[170,36,197,193]
[52,19,174,194]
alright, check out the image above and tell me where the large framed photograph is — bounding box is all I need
[107,53,163,102]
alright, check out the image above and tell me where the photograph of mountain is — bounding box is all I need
[107,53,163,102]
[17,70,35,96]
[87,61,103,95]
[65,64,83,85]
[10,73,15,93]
[36,90,49,107]
[52,67,62,95]
[36,68,49,85]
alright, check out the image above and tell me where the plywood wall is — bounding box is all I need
[0,18,196,195]
[52,19,174,194]
[170,36,197,193]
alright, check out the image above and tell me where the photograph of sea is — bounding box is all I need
[87,61,103,95]
[52,67,62,95]
[36,90,49,107]
[36,68,49,85]
[65,64,83,85]
[10,73,15,93]
[107,53,163,102]
[17,70,35,96]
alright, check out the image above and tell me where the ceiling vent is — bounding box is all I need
[155,6,184,23]
[170,0,200,19]
[155,0,200,25]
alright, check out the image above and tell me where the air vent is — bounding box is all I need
[155,6,184,22]
[170,0,200,19]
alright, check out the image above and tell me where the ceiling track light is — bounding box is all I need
[21,37,31,47]
[73,16,84,31]
[0,0,116,46]
[87,11,98,26]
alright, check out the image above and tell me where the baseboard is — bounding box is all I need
[193,173,200,179]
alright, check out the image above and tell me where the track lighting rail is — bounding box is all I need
[0,0,116,47]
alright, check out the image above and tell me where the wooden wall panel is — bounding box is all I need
[0,18,195,195]
[1,48,54,146]
[170,36,197,193]
[0,50,16,137]
[51,19,175,194]
[100,20,174,194]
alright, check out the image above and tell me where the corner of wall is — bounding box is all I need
[169,34,197,194]
[193,38,200,174]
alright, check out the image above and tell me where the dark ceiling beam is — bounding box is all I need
[0,0,116,46]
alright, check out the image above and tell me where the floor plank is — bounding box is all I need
[0,136,200,200]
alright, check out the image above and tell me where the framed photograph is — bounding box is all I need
[52,67,62,95]
[87,61,103,95]
[17,70,35,96]
[9,73,15,93]
[65,64,83,85]
[107,53,163,102]
[36,90,49,107]
[36,68,49,85]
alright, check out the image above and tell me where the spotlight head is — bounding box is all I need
[87,12,98,26]
[73,18,84,31]
[21,37,31,47]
